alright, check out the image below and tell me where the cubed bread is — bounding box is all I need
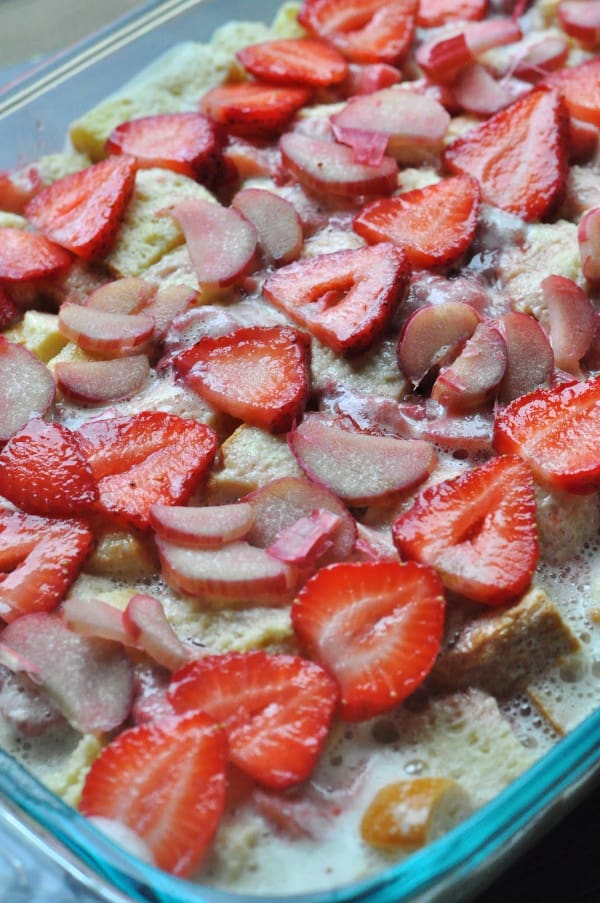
[431,587,580,697]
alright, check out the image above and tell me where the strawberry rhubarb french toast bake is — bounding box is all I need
[1,0,600,893]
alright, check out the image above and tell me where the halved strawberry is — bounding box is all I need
[298,0,418,65]
[168,651,338,789]
[262,243,409,355]
[354,175,480,268]
[542,58,600,127]
[200,82,312,138]
[291,560,445,721]
[78,412,217,530]
[0,165,42,214]
[0,227,72,282]
[0,419,98,517]
[0,509,93,622]
[417,0,487,27]
[105,112,221,181]
[237,38,348,87]
[443,87,569,221]
[175,325,310,434]
[493,375,600,493]
[392,455,539,606]
[79,711,227,877]
[25,155,137,259]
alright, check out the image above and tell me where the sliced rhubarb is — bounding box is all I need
[541,275,595,374]
[497,311,554,402]
[84,277,156,314]
[244,476,356,565]
[1,613,133,733]
[431,321,507,411]
[58,303,155,357]
[0,338,55,442]
[397,301,481,388]
[558,1,600,47]
[578,206,600,283]
[63,595,132,646]
[280,132,398,198]
[149,502,255,548]
[171,198,257,287]
[156,538,299,604]
[331,88,450,165]
[266,509,343,568]
[289,414,436,504]
[123,594,189,672]
[55,355,150,404]
[231,188,303,265]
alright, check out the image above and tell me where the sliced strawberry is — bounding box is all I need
[237,38,348,87]
[443,87,568,221]
[25,155,137,259]
[417,0,487,27]
[78,412,217,530]
[280,129,399,198]
[543,58,600,127]
[298,0,418,65]
[0,165,42,214]
[80,711,227,877]
[392,455,539,606]
[200,82,312,138]
[175,325,310,434]
[105,112,221,181]
[292,560,445,721]
[493,375,600,493]
[0,419,97,518]
[354,175,480,268]
[262,243,409,355]
[0,227,72,282]
[168,651,338,789]
[0,509,93,622]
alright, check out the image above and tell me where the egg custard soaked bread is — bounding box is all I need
[0,0,600,893]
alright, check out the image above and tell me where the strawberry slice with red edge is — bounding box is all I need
[291,560,445,722]
[237,38,348,87]
[417,0,487,27]
[542,58,600,127]
[105,112,222,181]
[493,375,600,493]
[392,455,539,606]
[0,418,98,518]
[25,155,137,259]
[443,86,569,221]
[354,175,480,268]
[0,165,42,214]
[79,711,227,877]
[78,412,217,530]
[200,82,312,138]
[0,509,93,622]
[175,325,311,434]
[0,227,72,282]
[263,243,409,355]
[168,651,339,789]
[298,0,418,65]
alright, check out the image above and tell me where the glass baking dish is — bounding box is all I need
[1,1,600,900]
